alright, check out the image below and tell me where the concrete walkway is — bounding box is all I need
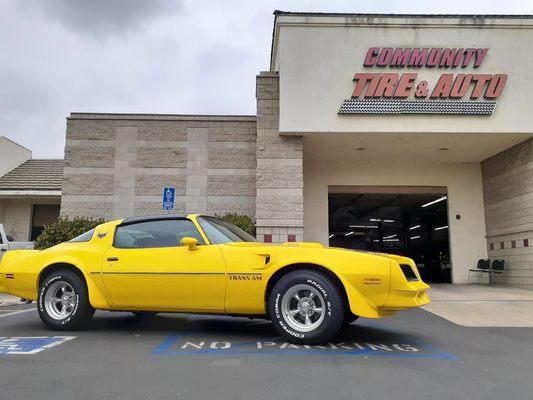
[0,293,21,306]
[423,284,533,327]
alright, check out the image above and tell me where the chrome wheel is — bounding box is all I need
[281,284,326,332]
[44,281,77,320]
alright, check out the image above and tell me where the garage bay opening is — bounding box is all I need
[328,186,451,283]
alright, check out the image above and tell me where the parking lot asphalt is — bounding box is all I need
[1,303,532,400]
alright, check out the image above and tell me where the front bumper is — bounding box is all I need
[383,281,430,310]
[383,259,431,310]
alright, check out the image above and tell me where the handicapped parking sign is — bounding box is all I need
[162,187,176,211]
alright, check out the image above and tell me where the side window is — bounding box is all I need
[114,219,205,249]
[68,229,95,243]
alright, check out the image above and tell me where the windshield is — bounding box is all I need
[198,216,257,244]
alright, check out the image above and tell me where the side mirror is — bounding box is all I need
[6,235,14,242]
[181,237,199,251]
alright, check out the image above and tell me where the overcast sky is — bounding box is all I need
[1,0,532,158]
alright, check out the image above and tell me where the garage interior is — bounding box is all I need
[328,187,451,283]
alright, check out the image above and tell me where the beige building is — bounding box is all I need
[61,13,533,290]
[0,137,62,241]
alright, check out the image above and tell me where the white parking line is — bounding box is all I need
[0,308,35,319]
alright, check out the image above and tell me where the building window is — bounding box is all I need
[525,239,529,247]
[31,204,60,241]
[288,234,296,242]
[500,242,505,250]
[489,243,494,251]
[264,234,272,243]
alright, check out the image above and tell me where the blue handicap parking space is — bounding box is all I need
[151,317,458,361]
[0,336,75,355]
[152,334,458,361]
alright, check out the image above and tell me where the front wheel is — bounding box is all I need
[38,270,94,331]
[268,270,344,344]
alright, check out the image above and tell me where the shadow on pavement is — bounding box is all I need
[86,312,424,344]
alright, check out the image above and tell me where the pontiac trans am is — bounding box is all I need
[0,214,430,344]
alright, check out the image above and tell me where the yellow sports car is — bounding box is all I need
[0,214,429,344]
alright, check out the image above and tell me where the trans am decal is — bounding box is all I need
[228,273,262,281]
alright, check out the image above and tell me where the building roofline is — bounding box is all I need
[270,10,533,71]
[0,136,32,154]
[68,112,256,122]
[0,190,61,197]
[0,159,64,192]
[273,10,533,19]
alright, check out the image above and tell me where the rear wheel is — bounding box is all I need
[268,270,344,344]
[38,270,94,330]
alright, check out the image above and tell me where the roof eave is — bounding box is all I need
[0,190,62,197]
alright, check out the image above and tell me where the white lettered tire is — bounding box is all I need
[268,270,344,344]
[38,270,94,330]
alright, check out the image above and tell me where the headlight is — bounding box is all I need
[399,264,418,282]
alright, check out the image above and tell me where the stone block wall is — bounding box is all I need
[61,114,256,221]
[255,72,304,243]
[481,138,533,290]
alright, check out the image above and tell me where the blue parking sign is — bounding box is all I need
[162,187,176,211]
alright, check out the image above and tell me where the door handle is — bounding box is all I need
[107,257,119,262]
[0,249,6,252]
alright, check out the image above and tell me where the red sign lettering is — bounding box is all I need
[351,47,507,100]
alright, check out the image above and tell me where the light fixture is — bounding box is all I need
[369,218,395,223]
[329,234,334,239]
[349,225,379,229]
[409,225,421,230]
[434,225,448,231]
[345,231,355,236]
[421,196,447,208]
[383,234,397,239]
[410,235,421,240]
[383,238,400,242]
[383,219,395,223]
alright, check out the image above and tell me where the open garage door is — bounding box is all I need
[328,186,451,283]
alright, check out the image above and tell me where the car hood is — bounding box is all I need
[226,241,325,249]
[226,242,409,262]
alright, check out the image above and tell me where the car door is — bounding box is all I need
[101,218,227,312]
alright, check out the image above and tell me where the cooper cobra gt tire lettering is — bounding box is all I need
[38,270,95,331]
[268,270,344,344]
